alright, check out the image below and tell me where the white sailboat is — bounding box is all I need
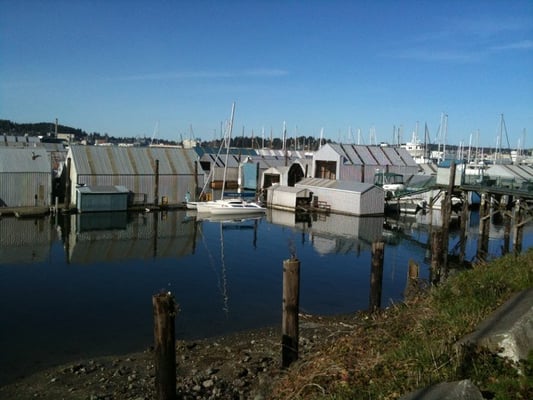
[193,102,266,216]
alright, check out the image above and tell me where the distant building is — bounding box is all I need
[312,143,419,183]
[64,145,203,209]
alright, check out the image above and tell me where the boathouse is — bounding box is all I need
[261,161,308,188]
[484,164,533,190]
[195,146,311,193]
[76,185,130,212]
[65,145,202,209]
[294,177,384,216]
[0,147,52,208]
[266,184,313,211]
[312,143,419,183]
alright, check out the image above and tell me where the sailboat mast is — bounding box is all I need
[221,102,236,200]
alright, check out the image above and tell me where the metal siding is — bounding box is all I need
[0,148,50,173]
[295,179,384,216]
[338,165,363,182]
[0,172,51,207]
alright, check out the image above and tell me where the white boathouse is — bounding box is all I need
[295,177,384,216]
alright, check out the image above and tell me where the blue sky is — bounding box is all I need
[1,0,532,149]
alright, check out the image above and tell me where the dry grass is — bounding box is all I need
[270,249,533,399]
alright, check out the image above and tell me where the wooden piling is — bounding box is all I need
[154,159,160,206]
[153,292,177,400]
[477,193,490,261]
[282,257,300,368]
[369,241,385,313]
[513,200,524,254]
[503,210,511,255]
[404,259,419,299]
[440,192,450,271]
[459,192,469,264]
[194,160,198,200]
[63,157,71,211]
[431,230,443,285]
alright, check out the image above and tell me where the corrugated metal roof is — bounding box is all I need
[381,147,403,165]
[297,177,375,193]
[322,143,417,167]
[367,146,391,165]
[0,148,50,173]
[486,164,533,181]
[68,145,197,175]
[395,147,419,167]
[77,185,130,194]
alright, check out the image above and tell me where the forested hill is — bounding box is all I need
[0,119,86,139]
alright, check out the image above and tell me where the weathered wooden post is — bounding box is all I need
[282,257,300,368]
[153,292,177,400]
[503,210,512,255]
[63,157,71,211]
[404,259,419,299]
[513,199,524,254]
[440,192,451,271]
[194,160,198,200]
[441,161,456,272]
[154,159,160,206]
[477,193,489,261]
[369,241,385,313]
[459,192,469,264]
[431,230,443,285]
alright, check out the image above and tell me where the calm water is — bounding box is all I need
[0,208,531,385]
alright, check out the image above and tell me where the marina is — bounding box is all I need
[0,208,532,386]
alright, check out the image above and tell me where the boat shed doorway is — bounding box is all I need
[288,163,305,186]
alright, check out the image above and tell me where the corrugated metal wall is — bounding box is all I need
[0,172,51,207]
[67,146,203,207]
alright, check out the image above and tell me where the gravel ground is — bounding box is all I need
[0,313,361,400]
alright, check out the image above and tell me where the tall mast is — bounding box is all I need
[221,102,235,200]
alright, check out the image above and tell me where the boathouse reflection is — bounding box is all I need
[267,209,384,255]
[63,210,197,264]
[0,217,52,263]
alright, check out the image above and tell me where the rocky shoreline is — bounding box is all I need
[0,313,359,400]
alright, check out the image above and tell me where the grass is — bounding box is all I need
[271,248,533,399]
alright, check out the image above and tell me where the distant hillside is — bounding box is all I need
[0,119,86,140]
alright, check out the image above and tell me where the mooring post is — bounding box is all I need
[431,230,443,285]
[503,210,512,255]
[282,257,300,368]
[63,157,71,211]
[477,193,489,261]
[440,192,450,271]
[194,160,198,200]
[459,192,469,264]
[153,292,177,400]
[404,258,419,299]
[154,159,160,206]
[513,199,524,254]
[369,241,385,313]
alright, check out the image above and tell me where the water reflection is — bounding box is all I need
[0,209,531,386]
[268,209,383,255]
[66,211,196,263]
